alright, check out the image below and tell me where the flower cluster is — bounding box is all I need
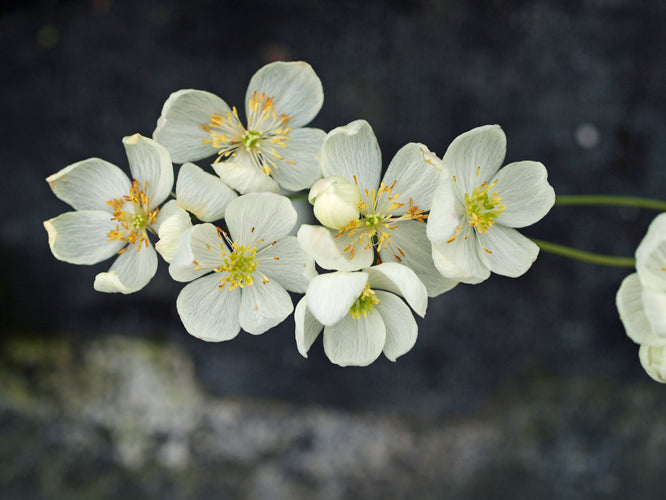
[45,61,556,367]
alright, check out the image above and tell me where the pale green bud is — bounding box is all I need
[308,176,362,230]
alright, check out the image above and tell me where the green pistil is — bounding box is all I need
[465,181,506,233]
[349,283,380,319]
[364,213,382,227]
[130,213,147,231]
[217,243,258,290]
[242,130,262,150]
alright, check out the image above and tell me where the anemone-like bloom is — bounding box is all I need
[616,213,666,382]
[169,193,315,342]
[153,61,325,194]
[44,134,174,294]
[295,262,427,367]
[427,125,556,284]
[297,119,458,297]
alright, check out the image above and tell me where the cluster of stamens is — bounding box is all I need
[464,179,505,233]
[106,179,158,252]
[348,283,381,319]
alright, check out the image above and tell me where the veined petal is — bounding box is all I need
[176,273,242,342]
[153,200,192,263]
[239,280,293,335]
[643,287,666,338]
[323,313,386,367]
[476,225,539,278]
[375,291,418,362]
[431,229,491,284]
[297,224,373,271]
[306,271,368,326]
[294,297,324,358]
[153,89,231,163]
[169,223,225,282]
[270,127,326,191]
[176,163,237,222]
[616,273,666,346]
[427,174,460,245]
[46,158,131,212]
[123,134,174,207]
[442,124,506,195]
[245,61,323,129]
[366,262,427,317]
[636,213,666,292]
[225,193,296,247]
[44,211,124,265]
[494,161,556,228]
[93,242,158,294]
[639,345,666,383]
[258,236,316,293]
[320,120,381,197]
[212,158,280,195]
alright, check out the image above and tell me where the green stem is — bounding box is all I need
[531,238,636,268]
[555,195,666,211]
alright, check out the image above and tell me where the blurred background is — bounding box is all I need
[1,0,665,498]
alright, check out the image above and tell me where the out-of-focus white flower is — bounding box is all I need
[297,120,458,297]
[153,61,325,194]
[295,262,427,367]
[44,134,173,294]
[308,175,362,230]
[169,193,315,342]
[428,125,556,284]
[639,345,666,383]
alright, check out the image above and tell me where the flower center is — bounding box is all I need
[242,129,262,150]
[349,283,380,319]
[464,179,506,233]
[106,179,158,252]
[215,242,258,290]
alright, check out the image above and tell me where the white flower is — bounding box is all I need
[297,119,458,297]
[616,213,666,381]
[44,134,173,294]
[295,262,427,367]
[428,125,556,284]
[308,175,362,230]
[169,193,316,342]
[153,61,326,194]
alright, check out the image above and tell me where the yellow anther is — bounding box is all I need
[349,283,380,319]
[106,179,158,252]
[464,179,505,233]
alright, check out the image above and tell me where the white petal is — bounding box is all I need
[381,219,458,298]
[294,297,324,358]
[431,228,490,284]
[123,134,174,206]
[212,158,280,194]
[270,127,326,191]
[245,61,323,129]
[176,163,237,222]
[238,280,293,335]
[320,120,381,197]
[616,273,666,346]
[169,223,225,282]
[94,243,157,294]
[323,313,386,367]
[258,236,316,293]
[46,158,130,212]
[226,193,297,247]
[296,224,373,271]
[643,287,666,338]
[494,161,556,228]
[636,213,666,292]
[153,200,193,263]
[153,89,230,163]
[639,345,666,383]
[366,262,428,317]
[427,173,460,245]
[442,124,506,195]
[44,211,124,265]
[176,273,241,342]
[476,225,539,278]
[375,290,418,361]
[306,271,368,326]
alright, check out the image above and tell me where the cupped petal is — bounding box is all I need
[476,225,539,278]
[294,297,324,358]
[306,271,368,326]
[636,213,666,292]
[93,242,158,294]
[46,158,131,212]
[375,290,418,362]
[320,120,381,197]
[153,200,193,263]
[616,273,666,346]
[226,193,297,247]
[643,287,666,338]
[270,127,326,191]
[169,223,225,282]
[123,134,174,206]
[442,124,506,195]
[381,219,458,298]
[176,273,242,342]
[494,161,556,228]
[176,162,237,222]
[431,228,491,284]
[245,61,323,129]
[639,345,666,383]
[44,210,124,265]
[323,313,386,367]
[258,235,316,293]
[427,173,460,245]
[153,89,231,163]
[239,280,293,335]
[212,157,280,194]
[297,224,374,271]
[366,262,428,317]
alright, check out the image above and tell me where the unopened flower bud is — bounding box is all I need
[308,176,362,230]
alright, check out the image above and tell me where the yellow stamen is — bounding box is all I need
[349,283,380,319]
[106,179,158,252]
[464,179,506,233]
